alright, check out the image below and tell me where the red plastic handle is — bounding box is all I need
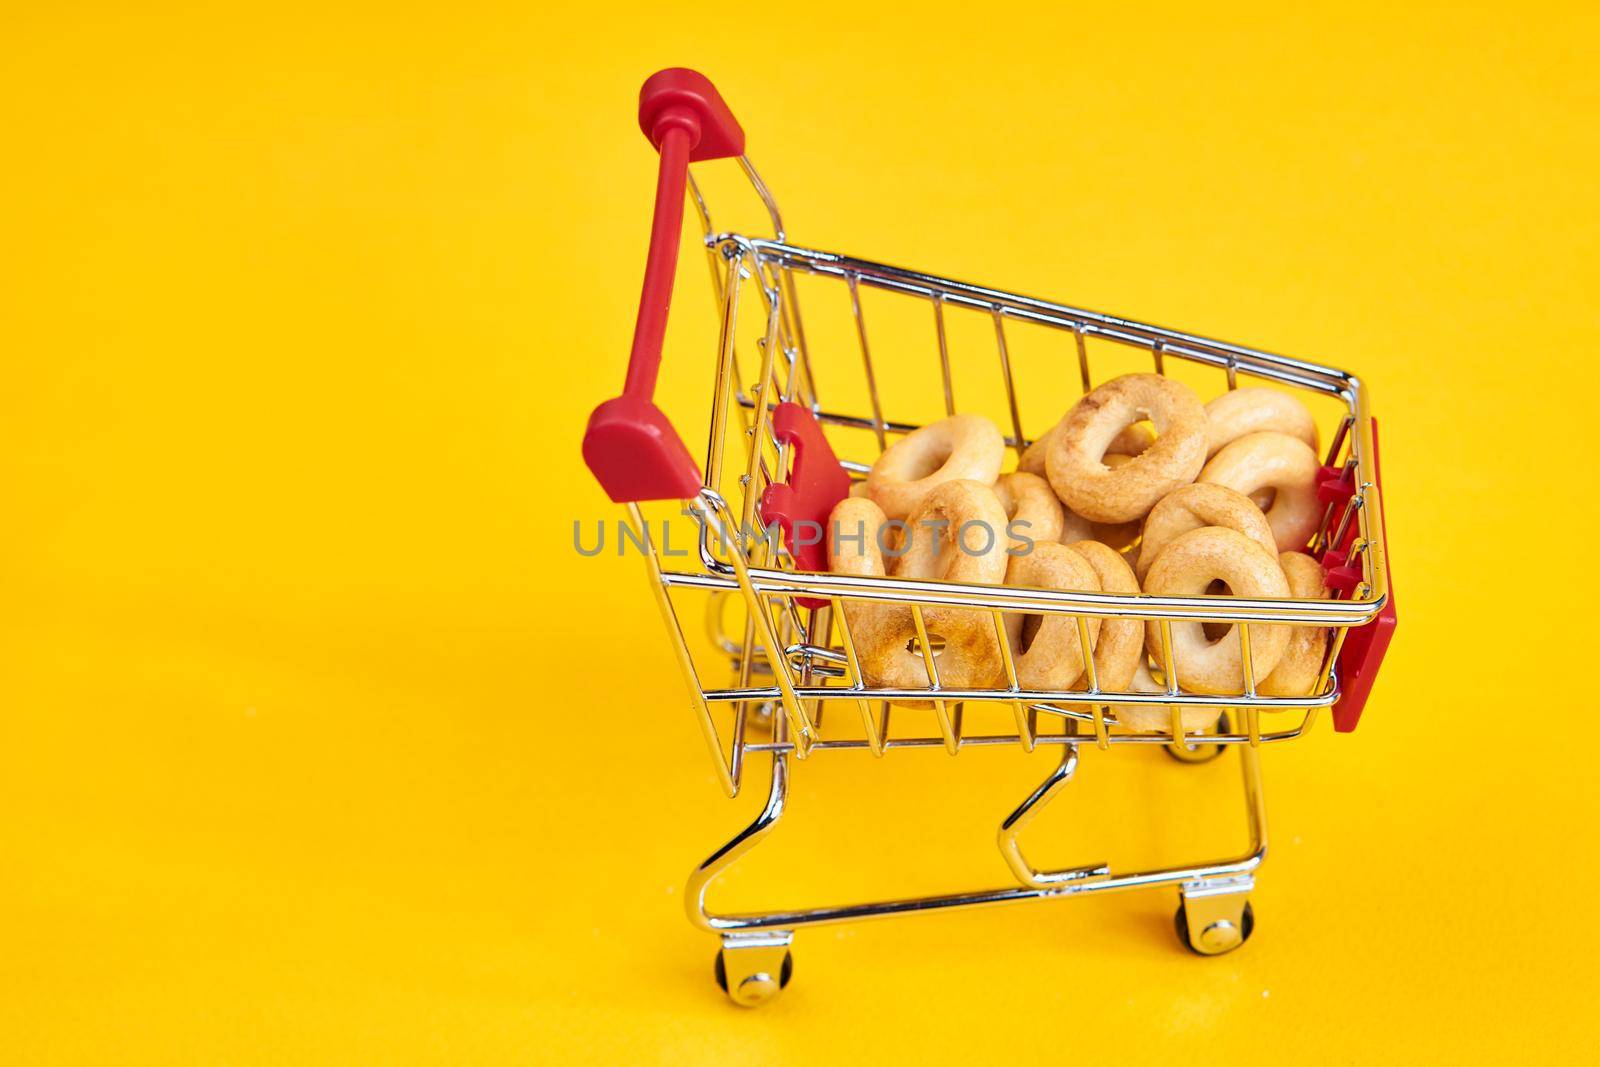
[582,69,746,503]
[1318,418,1397,731]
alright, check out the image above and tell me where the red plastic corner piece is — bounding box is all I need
[1329,418,1396,732]
[1317,462,1356,505]
[1332,595,1396,732]
[582,396,703,503]
[638,68,744,160]
[758,403,852,609]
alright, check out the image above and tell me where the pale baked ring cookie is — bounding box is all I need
[826,497,907,657]
[1198,431,1322,552]
[1079,454,1143,552]
[826,495,997,700]
[1015,426,1054,478]
[1259,550,1332,697]
[1111,660,1224,734]
[893,480,1010,684]
[1046,374,1207,523]
[1141,526,1290,695]
[1206,387,1319,459]
[895,480,1011,586]
[828,495,892,582]
[1060,456,1143,552]
[1135,483,1277,583]
[1018,420,1153,477]
[866,414,1005,519]
[1003,544,1102,690]
[1058,508,1095,546]
[1063,539,1143,693]
[826,497,927,690]
[992,472,1064,554]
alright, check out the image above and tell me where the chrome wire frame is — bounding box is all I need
[638,228,1386,781]
[686,713,1266,936]
[624,155,1384,944]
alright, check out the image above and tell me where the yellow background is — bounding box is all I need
[3,2,1598,1062]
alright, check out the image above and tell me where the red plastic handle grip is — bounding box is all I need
[582,69,746,503]
[1318,418,1397,731]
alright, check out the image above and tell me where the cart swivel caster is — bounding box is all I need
[1165,712,1230,764]
[1175,877,1254,955]
[714,933,794,1007]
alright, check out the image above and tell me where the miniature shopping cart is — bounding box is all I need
[582,69,1396,1006]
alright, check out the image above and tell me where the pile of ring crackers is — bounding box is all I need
[826,374,1331,729]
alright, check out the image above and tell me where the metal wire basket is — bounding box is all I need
[582,68,1396,1005]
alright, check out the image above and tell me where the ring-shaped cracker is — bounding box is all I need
[827,494,998,700]
[1018,420,1153,477]
[1258,550,1332,697]
[890,480,1011,684]
[1046,374,1207,523]
[1198,430,1322,552]
[1111,660,1225,734]
[992,471,1064,554]
[1072,454,1144,552]
[1141,526,1291,695]
[1136,483,1277,582]
[866,414,1005,519]
[1063,539,1143,694]
[1206,387,1319,459]
[1002,543,1102,690]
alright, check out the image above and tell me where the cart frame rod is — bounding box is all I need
[687,721,1267,934]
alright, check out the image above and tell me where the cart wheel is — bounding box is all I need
[714,942,794,1007]
[1165,712,1230,764]
[1175,898,1255,955]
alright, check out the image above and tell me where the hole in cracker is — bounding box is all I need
[1018,614,1044,654]
[1202,580,1233,642]
[1103,419,1157,462]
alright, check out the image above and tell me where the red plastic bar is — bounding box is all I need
[582,69,745,503]
[1319,418,1396,731]
[758,402,854,608]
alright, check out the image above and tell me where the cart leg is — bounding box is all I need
[996,741,1112,889]
[1175,874,1255,955]
[714,931,795,1007]
[687,733,796,1003]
